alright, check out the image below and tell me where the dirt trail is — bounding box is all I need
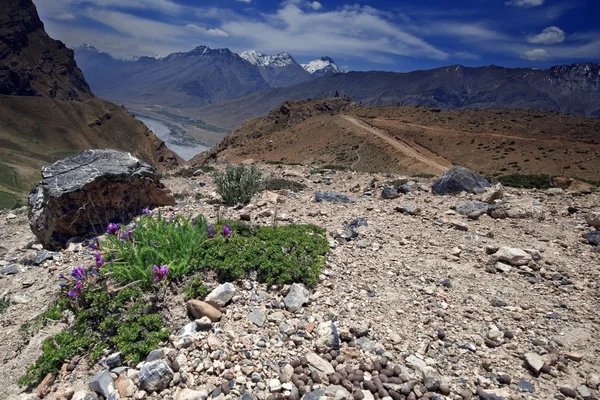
[342,115,451,173]
[374,118,567,143]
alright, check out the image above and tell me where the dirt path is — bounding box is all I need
[341,115,451,173]
[374,118,567,144]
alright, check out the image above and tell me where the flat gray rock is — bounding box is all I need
[139,360,174,393]
[28,150,175,250]
[284,283,309,312]
[432,166,490,195]
[88,370,115,397]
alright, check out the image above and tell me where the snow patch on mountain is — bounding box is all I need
[239,50,297,67]
[301,56,342,74]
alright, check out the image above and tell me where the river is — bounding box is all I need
[137,117,209,161]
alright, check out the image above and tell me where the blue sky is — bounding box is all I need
[33,0,600,72]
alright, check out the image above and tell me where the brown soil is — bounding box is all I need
[192,99,600,182]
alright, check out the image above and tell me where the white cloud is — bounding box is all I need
[222,3,448,60]
[527,26,565,44]
[506,0,544,7]
[55,12,75,21]
[522,48,550,61]
[185,24,229,37]
[237,0,252,3]
[310,1,322,10]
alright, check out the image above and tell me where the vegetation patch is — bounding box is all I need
[0,163,19,190]
[264,178,307,192]
[21,212,328,387]
[496,174,554,189]
[0,191,18,210]
[214,164,262,206]
[0,298,10,314]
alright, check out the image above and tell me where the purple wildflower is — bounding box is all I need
[142,207,151,215]
[152,264,169,283]
[71,266,86,280]
[88,237,100,250]
[106,223,120,235]
[95,253,105,268]
[206,223,215,239]
[223,224,232,237]
[67,282,83,298]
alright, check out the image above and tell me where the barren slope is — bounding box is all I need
[0,95,181,208]
[193,99,600,182]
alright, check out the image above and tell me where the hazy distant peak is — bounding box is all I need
[239,50,298,67]
[301,56,342,74]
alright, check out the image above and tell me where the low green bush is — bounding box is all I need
[214,164,262,206]
[0,298,10,314]
[21,212,329,387]
[497,174,553,189]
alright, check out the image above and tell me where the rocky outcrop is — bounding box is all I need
[28,150,175,249]
[432,166,491,195]
[0,0,92,100]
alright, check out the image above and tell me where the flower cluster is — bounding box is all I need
[60,266,97,298]
[152,265,169,283]
[206,223,216,238]
[142,207,151,215]
[106,223,120,235]
[95,253,105,268]
[88,237,101,251]
[223,224,232,237]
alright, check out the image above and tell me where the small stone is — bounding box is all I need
[269,378,282,392]
[36,373,55,399]
[559,386,577,398]
[495,247,532,266]
[115,375,135,397]
[421,366,441,392]
[490,296,507,307]
[0,264,23,275]
[196,316,213,331]
[563,351,583,362]
[249,308,266,327]
[516,379,534,393]
[106,352,123,369]
[138,360,174,393]
[284,283,310,312]
[205,283,236,307]
[524,353,544,374]
[89,370,115,397]
[186,300,222,322]
[577,385,592,399]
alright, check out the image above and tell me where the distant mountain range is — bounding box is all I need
[74,44,600,128]
[74,45,343,106]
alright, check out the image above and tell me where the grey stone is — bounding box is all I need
[72,390,99,400]
[422,366,441,392]
[28,150,175,250]
[559,386,577,398]
[395,204,421,215]
[196,316,213,331]
[490,296,508,307]
[106,352,123,369]
[11,293,34,304]
[356,337,374,352]
[456,201,488,216]
[304,389,326,400]
[516,379,534,393]
[495,247,532,266]
[249,308,266,327]
[432,167,491,195]
[476,388,509,400]
[524,353,544,374]
[177,322,197,337]
[315,192,353,204]
[139,360,174,393]
[381,187,400,200]
[284,283,309,312]
[0,264,23,275]
[146,348,165,362]
[31,250,60,265]
[405,355,427,372]
[315,321,339,350]
[89,370,115,397]
[306,352,335,382]
[350,321,369,338]
[205,283,236,307]
[175,388,208,400]
[583,231,600,245]
[577,385,593,399]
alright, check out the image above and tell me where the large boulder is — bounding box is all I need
[432,167,490,195]
[28,150,175,249]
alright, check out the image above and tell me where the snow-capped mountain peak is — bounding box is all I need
[301,56,342,75]
[239,50,297,68]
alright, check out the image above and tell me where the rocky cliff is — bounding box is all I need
[0,0,92,100]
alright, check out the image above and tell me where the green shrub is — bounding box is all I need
[497,174,553,189]
[19,285,167,387]
[22,212,329,387]
[264,178,307,192]
[184,277,208,299]
[0,298,10,314]
[214,164,262,206]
